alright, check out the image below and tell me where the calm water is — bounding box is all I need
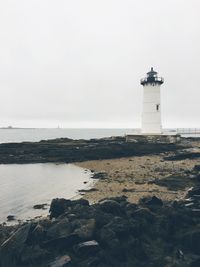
[0,128,132,143]
[0,128,198,144]
[0,163,93,223]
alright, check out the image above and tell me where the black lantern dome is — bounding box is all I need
[140,67,164,86]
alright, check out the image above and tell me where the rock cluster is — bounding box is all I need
[1,192,200,267]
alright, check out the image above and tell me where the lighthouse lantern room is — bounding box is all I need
[140,67,164,134]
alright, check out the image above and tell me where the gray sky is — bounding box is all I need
[0,0,199,128]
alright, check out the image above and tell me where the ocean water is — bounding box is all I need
[0,163,93,223]
[0,128,199,144]
[0,128,132,143]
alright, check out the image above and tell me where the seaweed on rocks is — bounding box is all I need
[0,137,182,164]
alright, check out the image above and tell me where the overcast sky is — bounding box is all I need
[0,0,199,128]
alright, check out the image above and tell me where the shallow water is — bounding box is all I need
[0,163,93,223]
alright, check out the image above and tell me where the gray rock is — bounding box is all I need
[50,199,72,218]
[28,224,46,245]
[20,245,50,265]
[7,215,15,221]
[42,233,80,250]
[74,218,95,240]
[50,255,72,267]
[47,218,71,239]
[99,200,122,215]
[74,240,99,256]
[144,196,163,207]
[33,203,48,210]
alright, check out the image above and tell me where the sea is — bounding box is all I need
[0,128,198,223]
[0,128,131,143]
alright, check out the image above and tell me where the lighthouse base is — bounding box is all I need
[125,134,181,144]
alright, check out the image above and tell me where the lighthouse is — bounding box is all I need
[126,68,180,143]
[140,68,164,134]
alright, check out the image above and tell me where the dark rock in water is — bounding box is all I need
[91,172,107,180]
[74,240,99,256]
[0,223,31,267]
[7,215,15,221]
[33,203,48,210]
[49,198,89,219]
[50,255,72,267]
[78,188,98,193]
[50,198,72,218]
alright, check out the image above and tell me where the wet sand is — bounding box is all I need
[76,152,200,203]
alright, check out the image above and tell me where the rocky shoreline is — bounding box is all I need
[1,136,200,266]
[1,184,200,267]
[0,136,187,164]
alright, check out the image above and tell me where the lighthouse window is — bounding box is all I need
[156,104,159,111]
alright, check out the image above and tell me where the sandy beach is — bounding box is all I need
[76,151,200,203]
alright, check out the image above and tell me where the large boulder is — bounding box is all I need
[50,255,72,267]
[42,233,80,250]
[99,227,116,244]
[74,240,99,257]
[49,199,72,218]
[73,218,96,240]
[27,223,46,245]
[46,218,71,239]
[103,217,131,238]
[146,196,163,207]
[92,210,113,229]
[98,200,123,216]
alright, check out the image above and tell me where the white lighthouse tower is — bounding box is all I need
[140,67,164,134]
